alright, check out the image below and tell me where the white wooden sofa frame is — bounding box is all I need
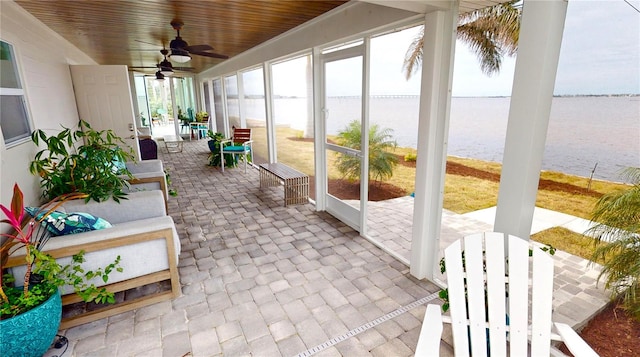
[6,227,180,329]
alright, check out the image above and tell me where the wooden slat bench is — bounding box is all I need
[259,163,309,206]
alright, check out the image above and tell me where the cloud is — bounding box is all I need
[453,0,640,96]
[554,0,639,95]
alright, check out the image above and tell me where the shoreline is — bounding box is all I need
[445,154,632,186]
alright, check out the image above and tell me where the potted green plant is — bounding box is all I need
[195,111,209,122]
[29,119,135,203]
[207,130,236,168]
[1,184,122,356]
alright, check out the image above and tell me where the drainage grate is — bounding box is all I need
[294,292,439,357]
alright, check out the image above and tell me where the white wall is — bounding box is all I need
[0,1,96,208]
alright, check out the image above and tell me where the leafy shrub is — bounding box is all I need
[404,153,417,162]
[206,131,238,167]
[588,167,640,320]
[29,120,135,202]
[335,120,398,182]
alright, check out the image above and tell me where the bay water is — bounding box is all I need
[244,96,639,182]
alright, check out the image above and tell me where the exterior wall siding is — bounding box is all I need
[0,1,96,209]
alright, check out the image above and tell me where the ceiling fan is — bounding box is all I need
[168,20,228,63]
[129,48,194,75]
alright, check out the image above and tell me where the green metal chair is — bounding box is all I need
[220,127,252,173]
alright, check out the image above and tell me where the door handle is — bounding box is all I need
[343,148,361,157]
[322,108,329,120]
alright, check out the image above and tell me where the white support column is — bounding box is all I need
[360,37,371,236]
[494,0,568,239]
[207,79,215,132]
[313,47,326,211]
[221,78,230,137]
[410,3,458,280]
[304,55,314,139]
[169,80,179,136]
[263,62,277,163]
[237,71,246,128]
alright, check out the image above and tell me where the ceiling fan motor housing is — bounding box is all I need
[170,36,189,51]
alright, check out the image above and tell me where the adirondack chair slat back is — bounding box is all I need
[232,128,251,145]
[444,232,555,356]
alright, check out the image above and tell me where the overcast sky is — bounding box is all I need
[453,0,640,96]
[267,0,640,97]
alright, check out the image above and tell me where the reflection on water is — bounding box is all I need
[448,96,640,181]
[231,96,640,182]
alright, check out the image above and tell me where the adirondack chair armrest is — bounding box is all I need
[554,322,599,357]
[415,304,444,356]
[220,138,232,145]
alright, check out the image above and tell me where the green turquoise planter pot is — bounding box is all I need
[1,290,62,357]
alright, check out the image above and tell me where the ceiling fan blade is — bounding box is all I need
[173,67,195,71]
[128,49,162,52]
[191,51,229,59]
[185,44,213,52]
[167,21,228,60]
[129,66,158,69]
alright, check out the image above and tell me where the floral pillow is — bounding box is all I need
[25,207,112,236]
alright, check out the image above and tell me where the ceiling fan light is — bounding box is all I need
[159,63,174,76]
[160,68,174,76]
[169,49,191,63]
[155,71,165,81]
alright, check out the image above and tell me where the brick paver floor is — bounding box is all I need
[45,138,607,357]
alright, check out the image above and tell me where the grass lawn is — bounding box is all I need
[248,126,631,258]
[253,127,629,215]
[531,227,608,264]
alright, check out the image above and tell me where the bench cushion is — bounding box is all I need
[224,145,249,152]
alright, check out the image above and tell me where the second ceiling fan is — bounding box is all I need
[168,20,228,63]
[129,48,193,75]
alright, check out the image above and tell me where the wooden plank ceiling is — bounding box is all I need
[15,0,347,75]
[15,1,504,75]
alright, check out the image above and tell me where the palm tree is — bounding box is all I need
[335,120,398,183]
[587,167,640,320]
[403,0,521,79]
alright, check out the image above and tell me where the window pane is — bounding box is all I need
[1,40,31,146]
[225,75,240,130]
[0,95,30,144]
[272,55,315,198]
[203,81,211,115]
[174,77,195,121]
[242,68,267,165]
[213,78,224,133]
[0,41,21,89]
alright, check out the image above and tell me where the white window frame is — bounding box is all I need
[0,39,33,148]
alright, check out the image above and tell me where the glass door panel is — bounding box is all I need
[323,52,364,231]
[225,75,240,133]
[242,68,267,165]
[212,78,224,134]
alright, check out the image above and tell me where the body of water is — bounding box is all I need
[242,96,640,182]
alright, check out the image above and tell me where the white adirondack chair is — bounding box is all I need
[415,232,598,357]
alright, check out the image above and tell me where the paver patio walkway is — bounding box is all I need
[45,138,608,356]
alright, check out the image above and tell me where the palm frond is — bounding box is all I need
[403,27,424,80]
[456,23,502,75]
[588,166,640,320]
[403,0,521,79]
